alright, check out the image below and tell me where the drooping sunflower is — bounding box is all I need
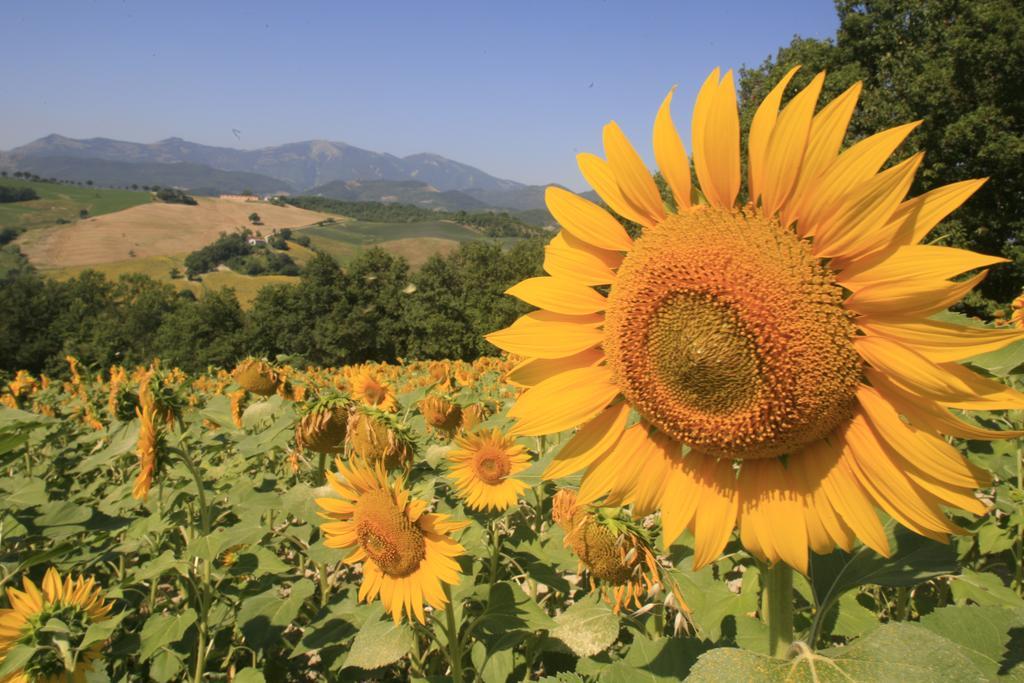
[486,67,1024,573]
[132,399,159,501]
[231,357,279,397]
[295,397,349,454]
[316,460,468,623]
[447,429,531,512]
[551,490,661,612]
[350,370,398,413]
[346,406,417,471]
[419,395,463,440]
[0,568,116,682]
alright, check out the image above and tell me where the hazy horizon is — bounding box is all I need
[2,0,839,191]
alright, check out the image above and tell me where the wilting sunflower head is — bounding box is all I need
[9,370,38,399]
[232,357,280,397]
[350,370,398,412]
[488,66,1021,573]
[346,406,417,470]
[419,396,462,439]
[132,400,160,501]
[315,460,469,623]
[552,491,660,611]
[296,396,349,454]
[447,429,531,512]
[0,568,115,682]
[459,403,490,432]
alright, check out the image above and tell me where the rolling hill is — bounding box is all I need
[16,196,335,269]
[0,178,153,232]
[1,135,555,209]
[305,179,489,211]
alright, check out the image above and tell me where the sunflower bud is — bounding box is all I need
[232,358,280,396]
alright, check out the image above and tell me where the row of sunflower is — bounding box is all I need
[3,67,1024,680]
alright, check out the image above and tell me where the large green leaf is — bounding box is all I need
[237,579,316,647]
[139,609,197,661]
[950,569,1024,608]
[550,596,620,657]
[342,607,415,671]
[596,633,705,683]
[918,604,1024,679]
[685,623,986,682]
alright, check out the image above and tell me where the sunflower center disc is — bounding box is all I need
[604,208,862,459]
[354,490,426,577]
[472,446,512,485]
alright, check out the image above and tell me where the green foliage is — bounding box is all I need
[738,0,1024,308]
[154,188,198,206]
[285,195,545,237]
[0,185,40,203]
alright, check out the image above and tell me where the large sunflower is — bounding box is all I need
[486,67,1024,573]
[447,429,531,512]
[316,460,468,623]
[0,568,115,682]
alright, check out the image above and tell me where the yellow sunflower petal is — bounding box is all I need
[506,348,605,388]
[603,121,666,224]
[857,317,1024,363]
[505,277,607,315]
[783,81,862,228]
[839,245,1007,289]
[545,186,634,252]
[577,423,649,506]
[692,455,739,569]
[544,401,630,480]
[813,152,923,259]
[692,69,741,208]
[844,269,987,319]
[851,178,988,264]
[544,231,621,285]
[857,384,991,488]
[660,453,703,546]
[760,71,824,217]
[797,120,920,237]
[508,365,619,436]
[653,86,692,209]
[577,152,654,227]
[486,312,603,359]
[747,65,800,206]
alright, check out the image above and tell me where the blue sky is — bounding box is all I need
[1,1,839,189]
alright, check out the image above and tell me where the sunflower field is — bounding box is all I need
[5,65,1024,683]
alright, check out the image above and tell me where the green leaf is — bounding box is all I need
[342,608,415,671]
[550,596,620,657]
[686,623,986,682]
[79,611,127,650]
[139,609,197,660]
[918,604,1024,679]
[950,569,1024,607]
[131,550,187,583]
[476,581,556,635]
[471,638,517,683]
[0,644,35,678]
[238,579,316,647]
[831,592,879,639]
[187,524,266,563]
[966,338,1024,376]
[148,650,185,683]
[669,564,746,643]
[598,633,704,682]
[233,669,267,683]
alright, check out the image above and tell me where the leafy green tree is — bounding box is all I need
[738,0,1024,308]
[154,289,248,371]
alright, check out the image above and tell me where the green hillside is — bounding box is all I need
[0,178,152,232]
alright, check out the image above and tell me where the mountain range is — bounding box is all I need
[0,135,553,211]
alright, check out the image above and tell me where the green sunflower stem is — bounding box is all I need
[443,583,464,682]
[765,563,794,658]
[316,451,327,486]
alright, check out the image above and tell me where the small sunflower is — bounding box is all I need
[552,490,660,612]
[0,568,115,683]
[316,461,468,623]
[487,67,1024,573]
[447,429,531,512]
[229,389,246,428]
[419,396,462,440]
[1011,293,1024,329]
[232,358,279,396]
[132,400,159,501]
[296,397,349,454]
[350,370,398,412]
[346,406,417,470]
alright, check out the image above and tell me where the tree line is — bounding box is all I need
[283,196,547,237]
[0,240,543,377]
